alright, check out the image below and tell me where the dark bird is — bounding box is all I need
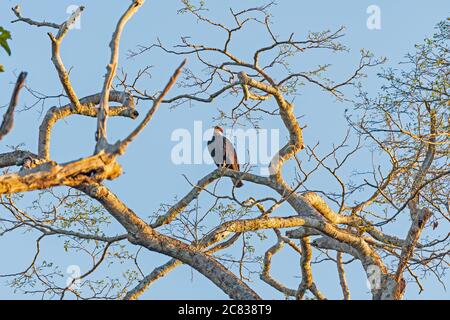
[207,126,243,188]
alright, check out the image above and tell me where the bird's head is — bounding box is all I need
[213,126,224,135]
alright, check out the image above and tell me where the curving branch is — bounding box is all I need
[296,237,326,300]
[47,8,85,112]
[260,230,297,297]
[38,91,138,160]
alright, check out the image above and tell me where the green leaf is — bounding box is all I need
[0,26,12,56]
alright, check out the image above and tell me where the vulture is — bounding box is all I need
[207,126,243,188]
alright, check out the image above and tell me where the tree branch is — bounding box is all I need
[96,0,145,151]
[38,91,138,160]
[0,72,27,141]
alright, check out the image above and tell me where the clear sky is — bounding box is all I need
[0,0,448,300]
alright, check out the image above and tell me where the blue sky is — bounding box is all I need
[0,0,448,299]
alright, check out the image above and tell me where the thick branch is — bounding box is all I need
[123,233,241,300]
[394,208,432,298]
[296,237,325,300]
[0,152,120,195]
[38,91,138,160]
[78,182,260,300]
[237,71,304,175]
[0,150,40,169]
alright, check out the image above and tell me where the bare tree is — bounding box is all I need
[1,1,448,300]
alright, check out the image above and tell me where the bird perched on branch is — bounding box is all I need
[207,126,243,188]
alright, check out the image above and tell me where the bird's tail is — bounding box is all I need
[232,177,244,188]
